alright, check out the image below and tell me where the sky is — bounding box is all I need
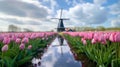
[0,0,120,31]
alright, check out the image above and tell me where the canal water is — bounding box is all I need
[32,37,82,67]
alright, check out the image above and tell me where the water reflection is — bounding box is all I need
[58,35,64,46]
[33,37,82,67]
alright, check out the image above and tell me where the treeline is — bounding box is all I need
[74,26,120,31]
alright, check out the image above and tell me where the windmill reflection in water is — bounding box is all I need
[52,35,66,55]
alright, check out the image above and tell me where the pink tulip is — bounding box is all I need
[19,43,25,50]
[30,34,36,39]
[3,37,10,44]
[11,35,17,41]
[82,39,87,45]
[109,32,116,42]
[21,37,29,43]
[114,32,120,42]
[91,38,96,44]
[93,33,99,42]
[0,35,4,41]
[25,34,30,38]
[98,34,107,43]
[27,45,32,49]
[101,40,107,45]
[15,38,21,44]
[104,33,110,40]
[1,44,8,52]
[87,32,94,39]
[81,38,85,42]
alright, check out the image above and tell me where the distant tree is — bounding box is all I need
[23,28,33,32]
[106,27,120,31]
[8,25,21,32]
[96,26,105,31]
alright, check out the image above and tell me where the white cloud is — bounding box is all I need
[65,0,83,6]
[0,13,43,25]
[50,0,58,11]
[111,15,120,27]
[0,0,118,31]
[0,0,57,31]
[109,1,120,27]
[41,0,58,15]
[0,0,51,19]
[21,0,40,5]
[94,0,107,5]
[60,3,108,27]
[109,1,120,15]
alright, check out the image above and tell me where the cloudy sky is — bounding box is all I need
[0,0,119,31]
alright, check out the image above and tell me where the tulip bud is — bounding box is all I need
[27,45,32,50]
[0,35,4,41]
[101,40,107,45]
[3,37,10,44]
[21,37,29,43]
[109,33,116,42]
[19,43,25,50]
[1,44,8,52]
[114,33,120,42]
[91,38,96,44]
[82,39,87,45]
[15,38,21,44]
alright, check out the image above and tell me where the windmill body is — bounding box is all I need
[57,19,65,32]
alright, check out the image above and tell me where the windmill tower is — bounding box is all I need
[52,9,69,32]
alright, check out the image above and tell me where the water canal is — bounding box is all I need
[32,37,82,67]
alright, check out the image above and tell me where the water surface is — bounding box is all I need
[37,37,82,67]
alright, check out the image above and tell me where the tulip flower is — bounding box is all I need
[81,38,85,42]
[27,45,32,50]
[21,37,29,43]
[30,34,36,39]
[93,33,99,42]
[91,38,96,44]
[109,33,116,42]
[101,40,107,45]
[11,35,17,41]
[82,39,87,45]
[15,38,21,44]
[0,35,4,41]
[1,44,8,52]
[3,37,10,44]
[114,32,120,42]
[19,43,25,50]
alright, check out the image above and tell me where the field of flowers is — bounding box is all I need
[63,31,120,67]
[0,32,56,67]
[1,31,120,67]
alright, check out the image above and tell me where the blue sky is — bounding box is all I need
[0,0,119,31]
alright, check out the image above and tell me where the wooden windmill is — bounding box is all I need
[51,9,69,32]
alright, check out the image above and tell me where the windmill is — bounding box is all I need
[51,9,69,32]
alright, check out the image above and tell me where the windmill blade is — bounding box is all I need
[60,9,63,19]
[51,18,59,19]
[61,18,70,20]
[61,46,63,55]
[52,45,60,47]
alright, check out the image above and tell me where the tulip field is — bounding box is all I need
[0,31,120,67]
[0,32,56,67]
[63,31,120,67]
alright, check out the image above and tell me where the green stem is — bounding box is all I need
[99,64,105,67]
[2,52,4,67]
[116,42,119,67]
